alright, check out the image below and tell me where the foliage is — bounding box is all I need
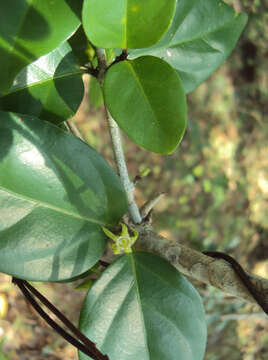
[103,56,187,154]
[79,253,206,360]
[0,1,248,359]
[0,42,84,123]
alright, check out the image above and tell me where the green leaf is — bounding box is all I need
[89,77,104,110]
[82,0,176,49]
[75,278,94,290]
[79,252,207,360]
[0,42,84,124]
[0,0,82,94]
[130,0,248,93]
[68,26,92,66]
[104,56,187,154]
[0,112,127,281]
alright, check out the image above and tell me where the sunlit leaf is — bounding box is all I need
[104,56,187,154]
[0,42,84,124]
[0,0,82,94]
[82,0,176,49]
[0,112,127,281]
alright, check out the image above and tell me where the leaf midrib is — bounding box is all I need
[129,254,151,359]
[123,0,128,48]
[0,184,106,226]
[126,61,160,129]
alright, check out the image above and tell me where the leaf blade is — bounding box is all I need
[79,252,207,360]
[0,42,84,124]
[104,56,187,154]
[89,77,104,111]
[82,0,176,49]
[0,112,127,281]
[0,0,82,94]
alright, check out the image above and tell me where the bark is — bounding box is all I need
[135,223,268,307]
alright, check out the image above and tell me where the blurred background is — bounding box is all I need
[0,0,267,358]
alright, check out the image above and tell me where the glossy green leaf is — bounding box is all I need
[0,42,84,124]
[130,0,248,93]
[104,56,187,154]
[89,77,104,110]
[79,252,207,360]
[0,0,82,94]
[0,112,127,281]
[82,0,176,49]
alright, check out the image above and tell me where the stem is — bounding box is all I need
[140,192,166,219]
[105,111,142,224]
[95,48,107,84]
[135,226,268,309]
[95,48,142,224]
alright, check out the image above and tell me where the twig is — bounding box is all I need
[140,192,166,220]
[13,278,108,360]
[95,48,142,224]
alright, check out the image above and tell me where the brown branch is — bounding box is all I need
[135,224,268,311]
[203,251,268,315]
[13,278,108,360]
